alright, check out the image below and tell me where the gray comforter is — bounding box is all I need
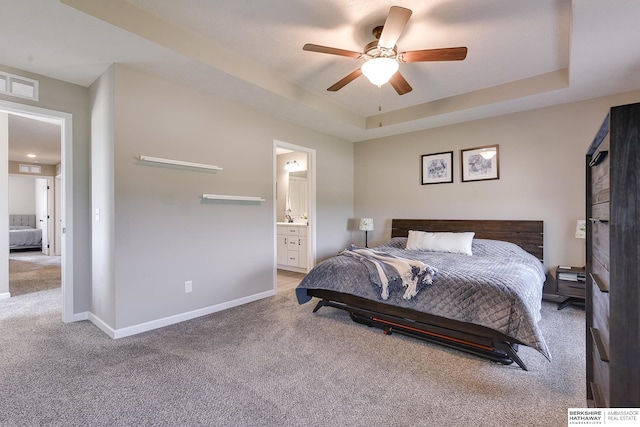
[9,226,42,248]
[296,238,550,359]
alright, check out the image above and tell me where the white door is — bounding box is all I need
[35,178,51,255]
[54,175,62,256]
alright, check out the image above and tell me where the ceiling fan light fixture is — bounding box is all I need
[303,6,466,95]
[361,57,399,87]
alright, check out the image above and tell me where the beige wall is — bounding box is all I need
[91,64,353,332]
[354,91,640,271]
[8,175,36,215]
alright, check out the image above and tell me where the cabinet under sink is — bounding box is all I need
[277,223,308,273]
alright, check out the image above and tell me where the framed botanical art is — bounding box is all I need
[421,151,453,185]
[461,145,500,182]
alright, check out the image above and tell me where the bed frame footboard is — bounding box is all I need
[311,296,528,371]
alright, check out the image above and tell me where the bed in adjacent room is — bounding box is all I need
[296,219,548,370]
[9,214,42,250]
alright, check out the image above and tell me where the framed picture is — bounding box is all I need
[421,151,453,185]
[461,145,500,182]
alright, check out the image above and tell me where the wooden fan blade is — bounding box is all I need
[303,43,363,59]
[327,69,362,91]
[389,72,412,95]
[378,6,412,49]
[400,47,468,62]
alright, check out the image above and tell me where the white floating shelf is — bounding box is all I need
[139,155,222,171]
[202,194,265,202]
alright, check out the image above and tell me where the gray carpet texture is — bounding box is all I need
[9,251,61,296]
[0,288,585,426]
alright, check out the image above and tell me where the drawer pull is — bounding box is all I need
[590,273,609,293]
[590,327,609,362]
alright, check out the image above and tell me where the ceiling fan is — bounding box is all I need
[303,6,467,95]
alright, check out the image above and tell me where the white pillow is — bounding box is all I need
[405,230,475,255]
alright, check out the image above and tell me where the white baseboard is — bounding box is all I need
[71,311,89,322]
[88,312,116,338]
[0,292,10,300]
[88,289,276,339]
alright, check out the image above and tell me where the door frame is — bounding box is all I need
[273,140,316,279]
[35,176,54,255]
[1,99,74,323]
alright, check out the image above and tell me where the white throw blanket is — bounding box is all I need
[340,247,436,300]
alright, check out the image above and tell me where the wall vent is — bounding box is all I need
[0,71,39,101]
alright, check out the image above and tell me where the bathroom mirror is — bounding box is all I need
[288,171,307,222]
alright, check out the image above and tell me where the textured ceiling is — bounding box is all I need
[2,0,640,163]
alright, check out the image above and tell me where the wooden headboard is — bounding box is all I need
[391,219,544,262]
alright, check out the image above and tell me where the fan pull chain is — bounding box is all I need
[378,87,383,127]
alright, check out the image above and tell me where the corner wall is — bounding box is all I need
[94,64,353,332]
[89,65,116,326]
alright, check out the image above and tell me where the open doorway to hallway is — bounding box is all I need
[1,99,74,322]
[7,115,61,296]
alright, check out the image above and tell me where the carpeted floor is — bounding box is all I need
[0,284,586,426]
[8,251,61,296]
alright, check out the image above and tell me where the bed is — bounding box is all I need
[295,219,548,371]
[9,214,42,250]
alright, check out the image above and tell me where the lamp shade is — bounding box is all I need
[361,58,399,86]
[359,218,374,231]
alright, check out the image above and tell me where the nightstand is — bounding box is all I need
[556,266,586,310]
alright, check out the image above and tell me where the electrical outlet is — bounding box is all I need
[185,280,192,293]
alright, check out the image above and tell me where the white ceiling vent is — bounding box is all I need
[0,71,39,101]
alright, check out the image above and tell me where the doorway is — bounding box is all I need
[8,174,59,296]
[1,99,74,322]
[274,140,316,288]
